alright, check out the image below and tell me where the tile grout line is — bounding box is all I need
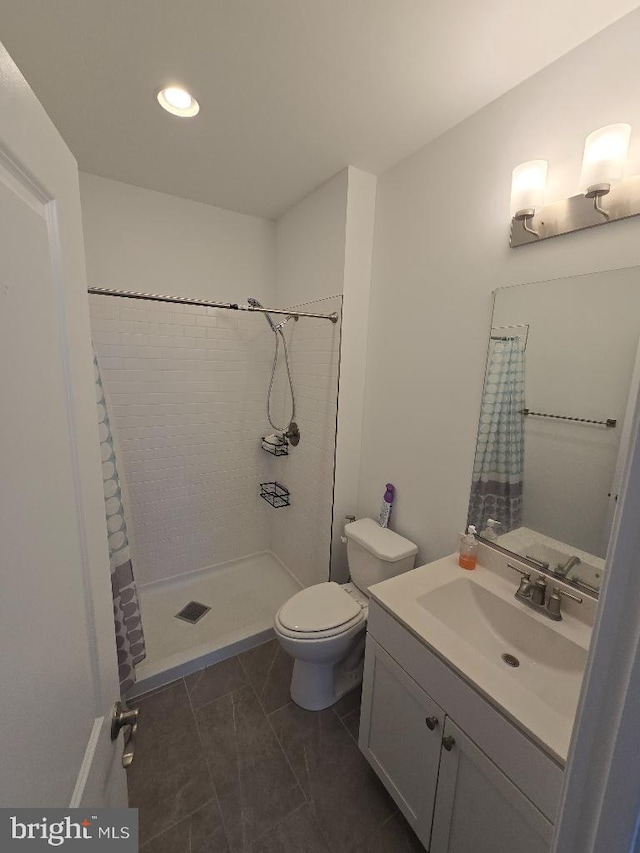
[138,797,218,849]
[335,708,359,745]
[236,639,294,718]
[229,687,249,852]
[185,677,234,853]
[246,801,310,850]
[242,665,310,816]
[258,642,281,704]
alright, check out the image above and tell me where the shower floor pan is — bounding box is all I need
[128,550,301,698]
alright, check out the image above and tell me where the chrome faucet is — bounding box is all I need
[555,555,581,577]
[509,565,582,620]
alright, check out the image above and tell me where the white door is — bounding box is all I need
[0,42,126,807]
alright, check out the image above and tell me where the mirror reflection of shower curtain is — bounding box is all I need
[467,337,525,534]
[94,349,146,693]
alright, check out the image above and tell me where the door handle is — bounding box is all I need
[111,701,139,768]
[442,735,456,752]
[425,716,439,730]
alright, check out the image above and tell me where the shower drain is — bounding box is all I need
[175,601,211,624]
[501,653,520,668]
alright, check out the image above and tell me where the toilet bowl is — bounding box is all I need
[274,518,418,711]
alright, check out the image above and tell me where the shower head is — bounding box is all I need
[247,297,277,333]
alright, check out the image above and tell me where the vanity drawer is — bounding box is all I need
[367,599,563,822]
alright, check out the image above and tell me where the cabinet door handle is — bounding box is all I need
[442,735,456,752]
[425,716,438,730]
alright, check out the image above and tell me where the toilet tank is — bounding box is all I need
[345,518,418,595]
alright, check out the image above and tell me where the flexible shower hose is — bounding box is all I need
[266,327,296,433]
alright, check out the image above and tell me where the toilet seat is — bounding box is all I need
[276,582,365,640]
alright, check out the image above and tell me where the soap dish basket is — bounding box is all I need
[260,481,290,508]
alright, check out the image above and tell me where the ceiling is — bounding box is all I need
[0,1,637,219]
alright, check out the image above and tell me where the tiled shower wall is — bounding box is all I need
[89,294,274,585]
[89,293,341,589]
[268,296,342,588]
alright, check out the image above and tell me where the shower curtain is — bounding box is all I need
[94,350,146,692]
[467,336,525,534]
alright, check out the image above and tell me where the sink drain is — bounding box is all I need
[502,653,520,668]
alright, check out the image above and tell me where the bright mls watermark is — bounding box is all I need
[0,810,137,850]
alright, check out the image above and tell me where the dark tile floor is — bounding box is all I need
[128,639,424,853]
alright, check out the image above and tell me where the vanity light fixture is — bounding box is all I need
[157,86,200,117]
[510,160,548,236]
[510,123,640,247]
[580,123,631,219]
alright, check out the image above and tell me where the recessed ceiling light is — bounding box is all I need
[157,86,200,117]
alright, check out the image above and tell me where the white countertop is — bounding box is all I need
[368,552,593,763]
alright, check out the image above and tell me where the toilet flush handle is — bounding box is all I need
[341,515,356,544]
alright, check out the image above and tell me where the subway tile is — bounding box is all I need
[91,302,339,586]
[92,331,122,345]
[119,307,147,322]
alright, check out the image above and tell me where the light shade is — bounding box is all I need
[580,123,631,192]
[157,86,200,117]
[510,160,548,218]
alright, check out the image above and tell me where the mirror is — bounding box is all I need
[467,266,640,596]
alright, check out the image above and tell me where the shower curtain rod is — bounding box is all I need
[88,286,339,323]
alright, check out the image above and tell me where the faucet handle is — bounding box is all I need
[556,587,583,604]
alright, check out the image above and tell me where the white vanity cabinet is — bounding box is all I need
[359,601,562,852]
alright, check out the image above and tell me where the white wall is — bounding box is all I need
[268,296,341,588]
[271,170,348,586]
[80,172,276,302]
[359,9,640,566]
[331,168,377,581]
[272,166,377,587]
[275,170,348,307]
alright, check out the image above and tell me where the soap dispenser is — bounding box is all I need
[459,525,478,570]
[479,518,501,542]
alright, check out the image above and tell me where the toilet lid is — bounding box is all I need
[278,582,361,633]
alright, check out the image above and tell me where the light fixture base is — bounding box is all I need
[584,183,611,199]
[513,208,536,221]
[510,174,640,247]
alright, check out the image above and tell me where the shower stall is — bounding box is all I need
[89,286,342,697]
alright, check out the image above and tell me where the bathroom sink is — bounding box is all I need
[417,578,587,719]
[367,552,594,762]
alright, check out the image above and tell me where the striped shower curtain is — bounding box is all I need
[467,337,525,534]
[94,350,146,692]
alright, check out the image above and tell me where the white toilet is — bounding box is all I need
[274,518,418,711]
